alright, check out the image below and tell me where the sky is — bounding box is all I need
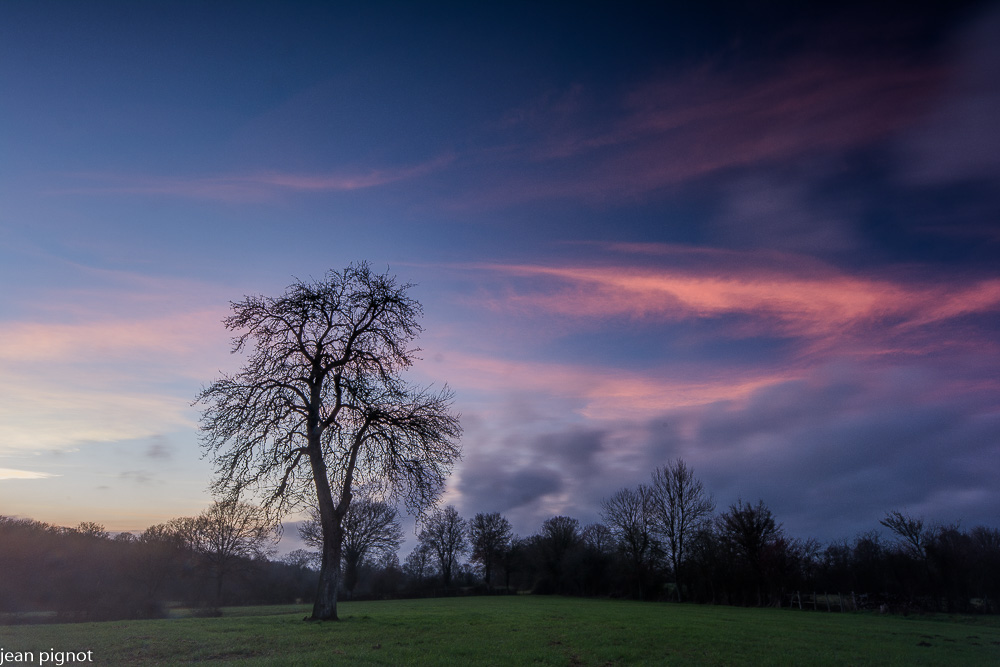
[1,1,999,550]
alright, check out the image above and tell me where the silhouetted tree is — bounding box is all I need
[581,523,615,554]
[649,459,714,601]
[280,549,319,570]
[969,526,1000,612]
[534,516,582,594]
[132,521,190,605]
[75,522,110,539]
[602,485,658,599]
[403,541,435,587]
[468,512,513,588]
[172,500,278,606]
[196,262,462,620]
[579,523,617,596]
[499,536,528,593]
[418,506,468,587]
[880,511,927,560]
[718,499,781,606]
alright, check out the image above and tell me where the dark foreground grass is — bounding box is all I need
[2,596,999,665]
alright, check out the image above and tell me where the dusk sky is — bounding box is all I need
[2,1,999,550]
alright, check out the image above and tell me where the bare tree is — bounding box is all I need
[718,498,781,606]
[171,500,278,605]
[280,549,319,570]
[880,511,927,560]
[403,541,435,584]
[75,522,110,539]
[649,459,715,601]
[134,521,190,602]
[581,523,615,555]
[602,485,659,599]
[536,515,582,594]
[418,505,468,587]
[300,488,404,598]
[196,263,462,620]
[468,512,512,588]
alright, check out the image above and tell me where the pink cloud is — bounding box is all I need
[461,249,1000,346]
[428,350,801,422]
[57,154,453,202]
[0,272,238,453]
[0,310,225,370]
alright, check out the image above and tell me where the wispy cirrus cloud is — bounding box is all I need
[0,271,234,454]
[0,311,224,366]
[465,252,1000,347]
[464,54,944,206]
[0,468,59,480]
[55,154,453,202]
[429,349,799,422]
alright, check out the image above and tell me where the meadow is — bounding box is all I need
[2,596,998,666]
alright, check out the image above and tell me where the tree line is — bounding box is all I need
[349,460,1000,613]
[319,459,1000,615]
[275,460,997,616]
[3,461,998,623]
[0,502,315,622]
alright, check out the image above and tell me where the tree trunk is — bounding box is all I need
[307,427,344,621]
[311,536,341,620]
[672,553,683,602]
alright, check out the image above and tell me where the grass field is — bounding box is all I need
[2,596,999,665]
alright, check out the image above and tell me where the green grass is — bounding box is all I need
[2,597,999,665]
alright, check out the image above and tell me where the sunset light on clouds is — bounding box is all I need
[1,1,998,545]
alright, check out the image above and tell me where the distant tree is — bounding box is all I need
[468,512,513,587]
[172,500,278,605]
[601,485,658,599]
[579,523,616,597]
[300,488,404,598]
[132,521,190,604]
[196,263,462,620]
[535,516,582,594]
[880,511,927,560]
[403,541,435,584]
[581,523,615,555]
[499,536,527,593]
[75,522,110,539]
[969,526,1000,612]
[925,523,976,612]
[280,548,319,570]
[718,499,781,606]
[649,459,714,601]
[418,506,468,587]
